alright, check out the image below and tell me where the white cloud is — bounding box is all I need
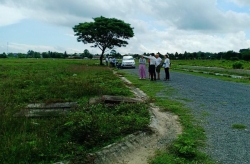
[5,42,59,53]
[230,0,250,6]
[2,0,250,32]
[0,5,26,26]
[1,0,250,54]
[122,27,250,54]
[0,41,105,54]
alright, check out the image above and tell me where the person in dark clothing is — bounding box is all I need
[143,53,156,81]
[163,54,171,81]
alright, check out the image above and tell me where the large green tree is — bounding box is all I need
[73,16,134,65]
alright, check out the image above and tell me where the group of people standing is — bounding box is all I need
[138,53,170,81]
[105,56,117,67]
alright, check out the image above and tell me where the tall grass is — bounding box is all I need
[0,59,150,163]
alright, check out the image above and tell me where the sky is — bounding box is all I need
[1,0,250,55]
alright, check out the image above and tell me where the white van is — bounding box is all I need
[121,55,135,68]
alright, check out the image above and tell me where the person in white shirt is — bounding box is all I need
[105,56,109,66]
[143,53,156,81]
[112,57,116,67]
[109,57,112,67]
[163,54,171,81]
[155,53,162,80]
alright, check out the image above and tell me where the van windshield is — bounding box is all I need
[123,57,133,60]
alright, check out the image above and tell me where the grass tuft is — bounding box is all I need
[232,124,247,130]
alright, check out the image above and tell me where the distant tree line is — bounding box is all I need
[1,50,69,59]
[138,48,250,61]
[0,49,124,60]
[0,50,87,59]
[0,52,7,58]
[1,48,250,61]
[165,48,250,61]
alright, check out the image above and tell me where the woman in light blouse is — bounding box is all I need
[139,55,146,79]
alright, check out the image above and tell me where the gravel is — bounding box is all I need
[122,68,250,164]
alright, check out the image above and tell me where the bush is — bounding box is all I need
[242,53,250,61]
[0,54,7,58]
[230,57,239,61]
[171,134,197,158]
[232,61,243,69]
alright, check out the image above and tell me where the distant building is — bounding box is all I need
[92,55,100,60]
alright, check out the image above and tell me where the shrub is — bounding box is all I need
[232,61,243,69]
[230,57,239,61]
[242,53,250,61]
[171,134,197,158]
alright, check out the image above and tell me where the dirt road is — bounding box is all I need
[123,67,250,164]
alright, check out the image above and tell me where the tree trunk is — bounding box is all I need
[100,49,105,65]
[100,55,103,65]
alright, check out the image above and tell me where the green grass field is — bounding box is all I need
[0,58,221,164]
[0,58,150,163]
[172,59,250,69]
[171,60,250,84]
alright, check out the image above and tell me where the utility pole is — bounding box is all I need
[7,42,8,55]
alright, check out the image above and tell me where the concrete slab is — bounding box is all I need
[13,102,77,117]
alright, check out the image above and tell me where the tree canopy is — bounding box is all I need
[73,16,134,65]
